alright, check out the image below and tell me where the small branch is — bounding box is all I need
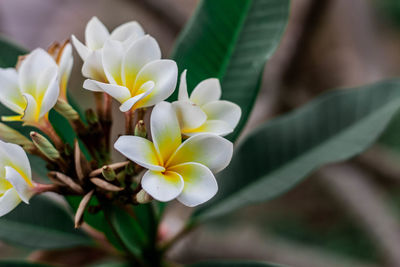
[124,110,134,135]
[90,178,123,192]
[49,171,84,194]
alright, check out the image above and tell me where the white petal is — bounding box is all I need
[190,78,221,106]
[37,66,59,118]
[167,133,233,173]
[184,120,233,137]
[122,35,161,89]
[85,17,109,50]
[0,188,21,217]
[202,100,241,129]
[21,93,39,122]
[133,59,178,108]
[0,68,25,114]
[178,70,189,101]
[0,140,32,180]
[89,81,131,103]
[151,102,181,164]
[119,82,154,112]
[83,79,104,92]
[110,21,145,43]
[18,48,57,97]
[114,135,164,171]
[141,170,184,202]
[58,43,74,97]
[82,50,107,81]
[172,101,207,131]
[71,35,90,60]
[102,40,124,85]
[5,166,32,203]
[170,162,217,207]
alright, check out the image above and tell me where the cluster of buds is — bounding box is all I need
[0,17,241,225]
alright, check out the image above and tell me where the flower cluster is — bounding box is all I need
[0,17,241,218]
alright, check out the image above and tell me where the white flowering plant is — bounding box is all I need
[1,1,400,267]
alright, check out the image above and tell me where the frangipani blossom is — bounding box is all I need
[0,141,33,217]
[48,42,74,101]
[173,70,241,136]
[0,49,59,125]
[83,36,177,112]
[114,102,233,207]
[72,16,145,82]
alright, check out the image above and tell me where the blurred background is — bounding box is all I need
[2,0,400,266]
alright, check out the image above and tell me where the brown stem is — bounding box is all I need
[94,92,103,119]
[125,110,134,135]
[33,182,60,194]
[35,117,64,150]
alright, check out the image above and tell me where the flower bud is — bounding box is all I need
[134,120,146,138]
[135,189,152,204]
[0,122,35,152]
[102,166,116,181]
[85,109,99,125]
[30,131,60,161]
[54,99,79,121]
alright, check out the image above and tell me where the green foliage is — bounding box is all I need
[171,0,290,140]
[195,80,400,221]
[0,196,92,249]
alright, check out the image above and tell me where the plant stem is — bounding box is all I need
[125,110,134,135]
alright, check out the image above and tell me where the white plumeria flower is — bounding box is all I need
[72,16,145,82]
[0,49,59,125]
[114,102,233,207]
[0,140,34,217]
[173,70,241,136]
[83,36,177,112]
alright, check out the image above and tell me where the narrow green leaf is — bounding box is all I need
[171,0,290,140]
[195,79,400,221]
[187,261,284,267]
[0,196,92,249]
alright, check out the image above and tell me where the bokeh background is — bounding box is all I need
[2,0,400,266]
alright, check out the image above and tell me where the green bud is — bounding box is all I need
[102,166,116,181]
[30,131,60,161]
[134,120,146,138]
[0,122,35,151]
[85,109,98,125]
[54,99,79,121]
[135,189,152,204]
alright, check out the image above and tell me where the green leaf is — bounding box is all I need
[0,196,92,249]
[195,79,400,221]
[186,261,284,267]
[0,261,51,267]
[171,0,290,141]
[104,205,149,257]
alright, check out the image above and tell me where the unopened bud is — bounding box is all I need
[102,166,116,181]
[54,99,79,121]
[85,109,98,125]
[0,123,35,151]
[135,189,152,204]
[30,131,60,161]
[134,120,146,138]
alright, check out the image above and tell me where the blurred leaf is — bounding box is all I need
[0,196,92,249]
[103,205,149,257]
[0,261,51,267]
[171,0,290,140]
[195,79,400,221]
[187,261,284,267]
